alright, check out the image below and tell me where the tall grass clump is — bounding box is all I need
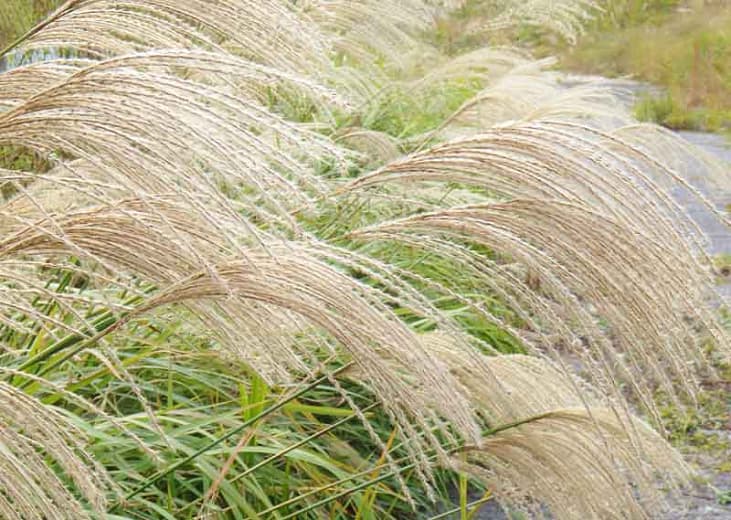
[0,0,729,518]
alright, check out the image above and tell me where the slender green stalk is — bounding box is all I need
[459,467,468,518]
[18,311,121,374]
[182,401,383,516]
[110,361,354,511]
[13,291,157,390]
[277,460,419,520]
[15,291,148,375]
[428,494,494,520]
[256,447,415,517]
[229,401,381,486]
[265,411,555,518]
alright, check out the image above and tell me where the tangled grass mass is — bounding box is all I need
[0,0,729,518]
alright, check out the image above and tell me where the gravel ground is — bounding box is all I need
[659,128,731,520]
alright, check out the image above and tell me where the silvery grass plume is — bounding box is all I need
[462,0,599,44]
[304,0,434,66]
[0,0,729,518]
[346,332,692,518]
[433,60,632,135]
[0,382,114,519]
[0,51,348,238]
[0,0,333,75]
[345,124,729,416]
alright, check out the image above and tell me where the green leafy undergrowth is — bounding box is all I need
[557,2,731,131]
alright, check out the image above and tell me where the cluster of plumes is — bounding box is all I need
[0,382,113,518]
[345,122,728,421]
[478,0,598,44]
[349,332,692,518]
[0,0,729,518]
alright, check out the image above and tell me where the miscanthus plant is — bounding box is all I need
[0,0,729,518]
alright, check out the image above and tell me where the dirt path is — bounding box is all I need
[661,128,731,519]
[662,128,731,519]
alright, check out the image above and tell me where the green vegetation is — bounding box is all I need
[558,1,731,131]
[0,0,62,50]
[0,1,729,519]
[656,352,731,506]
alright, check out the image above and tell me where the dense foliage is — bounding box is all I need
[0,1,729,519]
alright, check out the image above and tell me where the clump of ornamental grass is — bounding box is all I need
[0,0,729,519]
